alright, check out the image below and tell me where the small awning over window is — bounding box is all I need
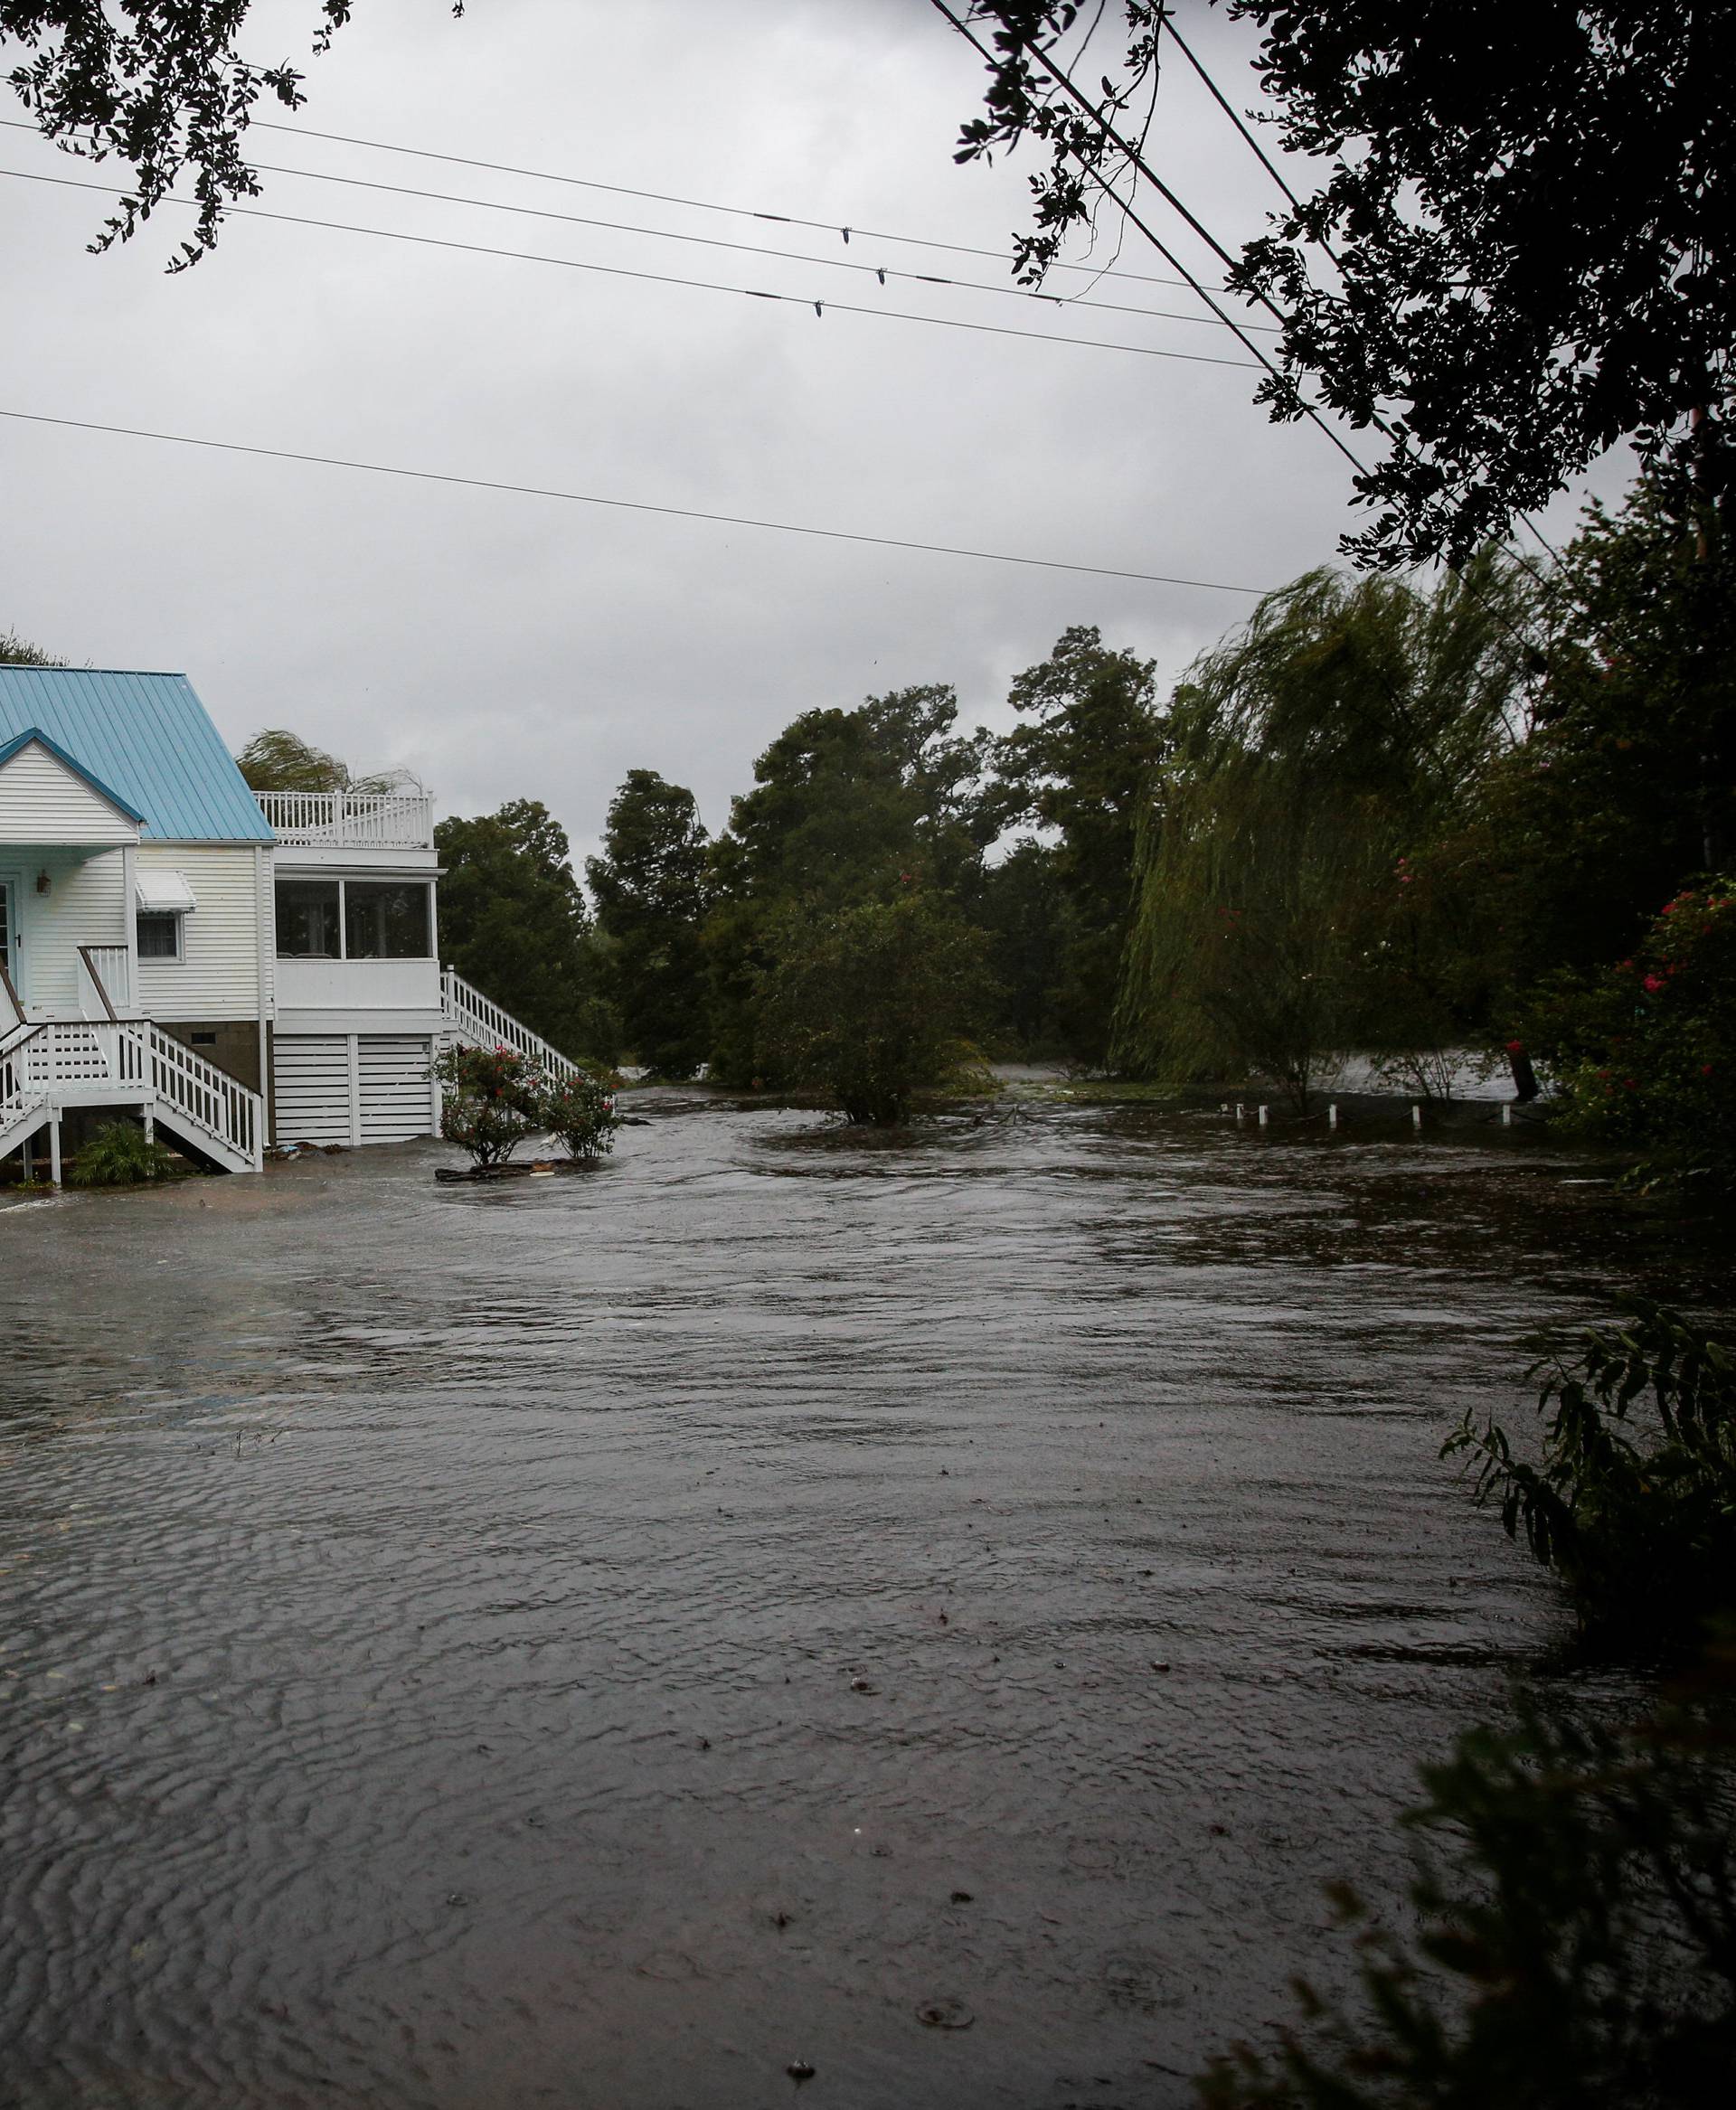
[136,870,197,915]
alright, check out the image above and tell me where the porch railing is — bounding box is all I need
[255,788,435,849]
[78,944,132,1021]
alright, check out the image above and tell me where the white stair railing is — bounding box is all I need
[0,1022,46,1139]
[0,1018,261,1172]
[439,968,581,1084]
[140,1024,261,1169]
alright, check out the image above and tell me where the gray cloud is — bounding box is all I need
[0,0,1625,862]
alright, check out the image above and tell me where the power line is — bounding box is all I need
[0,406,1272,596]
[0,165,1264,372]
[246,115,1240,298]
[929,1,1371,476]
[1154,18,1567,570]
[1159,15,1307,217]
[0,118,1279,337]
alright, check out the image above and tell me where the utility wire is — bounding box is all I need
[1158,14,1307,218]
[929,2,1370,475]
[0,118,1278,336]
[0,165,1263,371]
[1153,16,1567,570]
[243,115,1239,297]
[0,407,1272,596]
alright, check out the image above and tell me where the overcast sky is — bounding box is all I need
[0,0,1623,867]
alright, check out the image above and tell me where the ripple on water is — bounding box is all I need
[0,1095,1716,2108]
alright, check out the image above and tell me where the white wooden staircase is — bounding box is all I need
[439,968,584,1083]
[0,949,263,1177]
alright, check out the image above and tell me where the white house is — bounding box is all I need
[0,666,578,1179]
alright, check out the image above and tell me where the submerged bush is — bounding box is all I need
[433,1043,544,1166]
[1196,1653,1736,2109]
[753,890,993,1125]
[541,1066,622,1159]
[1445,1305,1736,1646]
[69,1120,179,1187]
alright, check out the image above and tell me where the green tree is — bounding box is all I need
[585,768,711,1078]
[948,3,1736,567]
[434,799,616,1062]
[976,836,1080,1054]
[235,728,400,796]
[1472,475,1736,1001]
[987,625,1164,1067]
[703,685,992,1085]
[1115,557,1537,1102]
[0,626,62,665]
[754,888,993,1124]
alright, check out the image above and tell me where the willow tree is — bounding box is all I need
[1114,559,1537,1103]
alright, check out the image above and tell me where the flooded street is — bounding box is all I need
[0,1097,1715,2108]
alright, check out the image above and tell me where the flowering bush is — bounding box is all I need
[433,1043,544,1166]
[1543,879,1735,1188]
[541,1066,622,1158]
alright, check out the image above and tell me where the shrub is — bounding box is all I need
[541,1066,622,1158]
[1444,1305,1736,1646]
[1196,1656,1736,2109]
[433,1042,543,1166]
[68,1119,180,1187]
[753,890,994,1125]
[1533,878,1736,1189]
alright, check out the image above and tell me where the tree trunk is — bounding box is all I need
[1507,1044,1540,1103]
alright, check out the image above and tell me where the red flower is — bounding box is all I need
[1624,1079,1638,1090]
[1643,975,1665,993]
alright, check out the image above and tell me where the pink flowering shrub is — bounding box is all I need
[540,1067,622,1159]
[433,1043,544,1166]
[1544,880,1735,1187]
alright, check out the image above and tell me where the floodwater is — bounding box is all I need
[0,1095,1718,2109]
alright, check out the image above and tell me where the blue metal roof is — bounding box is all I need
[0,668,274,842]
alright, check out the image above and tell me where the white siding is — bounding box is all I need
[275,1032,438,1147]
[359,1035,437,1143]
[274,1035,354,1147]
[0,742,138,845]
[137,845,265,1022]
[0,848,127,1012]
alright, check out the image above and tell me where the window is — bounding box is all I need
[276,878,431,960]
[137,911,183,960]
[344,881,431,960]
[276,880,341,958]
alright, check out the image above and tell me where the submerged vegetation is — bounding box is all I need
[1447,1307,1736,1649]
[67,1120,180,1187]
[432,1044,619,1167]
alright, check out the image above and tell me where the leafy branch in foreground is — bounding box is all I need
[1444,1306,1736,1646]
[948,4,1735,568]
[0,4,464,268]
[1197,1654,1736,2108]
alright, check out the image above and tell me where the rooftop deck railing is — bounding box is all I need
[255,788,435,850]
